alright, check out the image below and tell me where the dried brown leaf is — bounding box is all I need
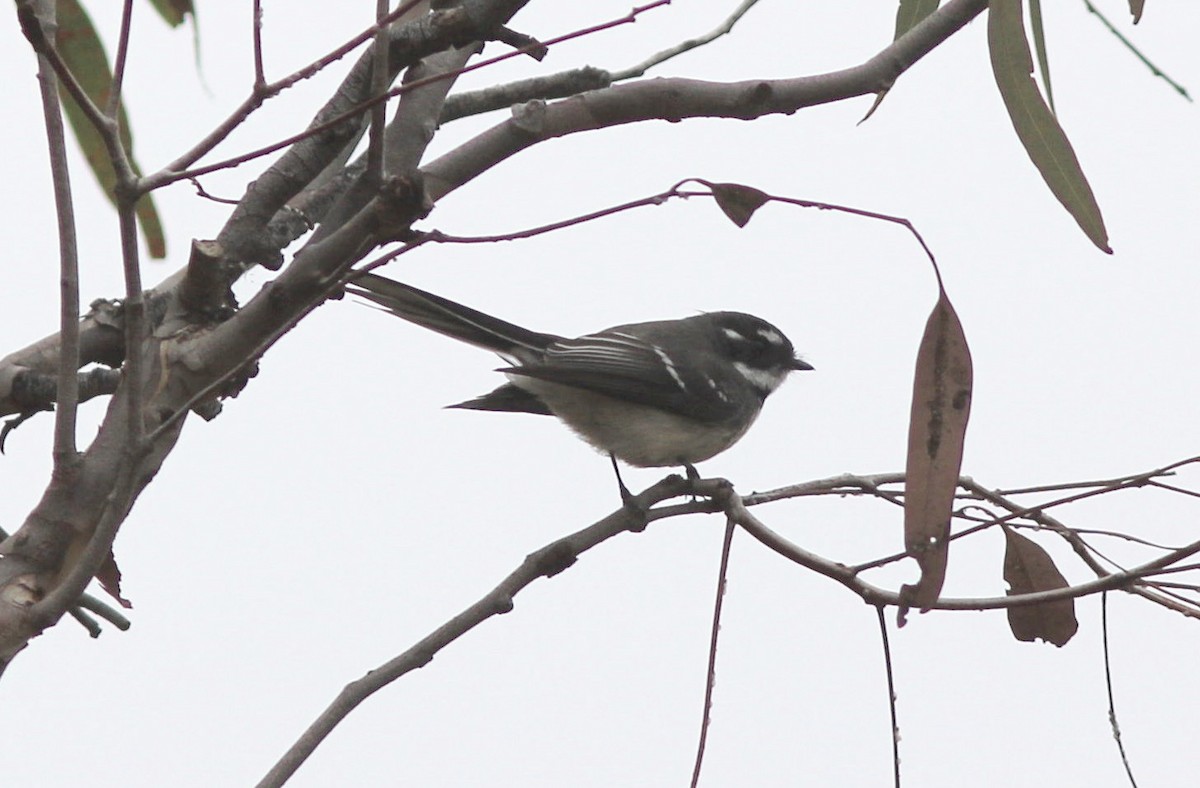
[96,551,132,609]
[900,288,973,614]
[711,183,769,228]
[1003,527,1078,647]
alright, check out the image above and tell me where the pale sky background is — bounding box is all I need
[1,2,1198,786]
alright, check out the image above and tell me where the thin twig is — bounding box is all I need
[1102,594,1140,787]
[156,1,672,186]
[150,1,672,189]
[690,519,736,788]
[875,607,901,788]
[612,0,764,80]
[105,0,136,119]
[117,210,145,451]
[1146,480,1200,501]
[960,478,1111,575]
[1137,562,1200,579]
[440,0,765,123]
[990,468,1177,496]
[259,462,1200,785]
[417,187,686,244]
[1142,580,1200,593]
[1083,0,1191,101]
[855,461,1199,573]
[16,0,139,199]
[344,235,431,277]
[66,606,102,638]
[702,472,1200,612]
[251,0,265,88]
[492,25,548,60]
[1134,581,1200,613]
[16,2,110,139]
[408,179,940,272]
[1057,527,1181,552]
[74,592,132,631]
[148,0,427,184]
[365,0,391,183]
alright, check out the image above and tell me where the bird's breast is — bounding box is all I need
[510,377,759,467]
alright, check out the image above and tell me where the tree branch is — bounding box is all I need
[261,459,1200,784]
[28,0,81,464]
[257,475,697,788]
[611,0,765,82]
[210,5,496,270]
[421,0,989,202]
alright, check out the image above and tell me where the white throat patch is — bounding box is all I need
[733,361,786,394]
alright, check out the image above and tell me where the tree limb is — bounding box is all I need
[421,0,989,202]
[256,475,697,788]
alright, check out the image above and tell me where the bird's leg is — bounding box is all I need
[682,462,701,500]
[610,453,635,505]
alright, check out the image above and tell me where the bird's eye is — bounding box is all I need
[722,323,787,366]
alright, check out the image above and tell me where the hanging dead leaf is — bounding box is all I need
[711,183,769,228]
[1003,527,1077,647]
[899,287,973,616]
[96,551,132,609]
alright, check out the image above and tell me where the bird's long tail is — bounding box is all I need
[347,272,559,356]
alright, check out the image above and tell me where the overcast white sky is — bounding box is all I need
[1,2,1198,786]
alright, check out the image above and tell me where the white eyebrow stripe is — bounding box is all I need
[722,327,744,341]
[756,328,784,346]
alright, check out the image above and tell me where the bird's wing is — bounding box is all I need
[348,272,561,358]
[502,329,739,423]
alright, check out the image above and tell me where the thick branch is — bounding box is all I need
[308,44,478,246]
[212,8,485,270]
[422,0,988,201]
[0,0,982,663]
[0,0,983,415]
[28,0,82,463]
[439,66,613,122]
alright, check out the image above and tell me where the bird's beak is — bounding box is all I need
[790,358,814,372]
